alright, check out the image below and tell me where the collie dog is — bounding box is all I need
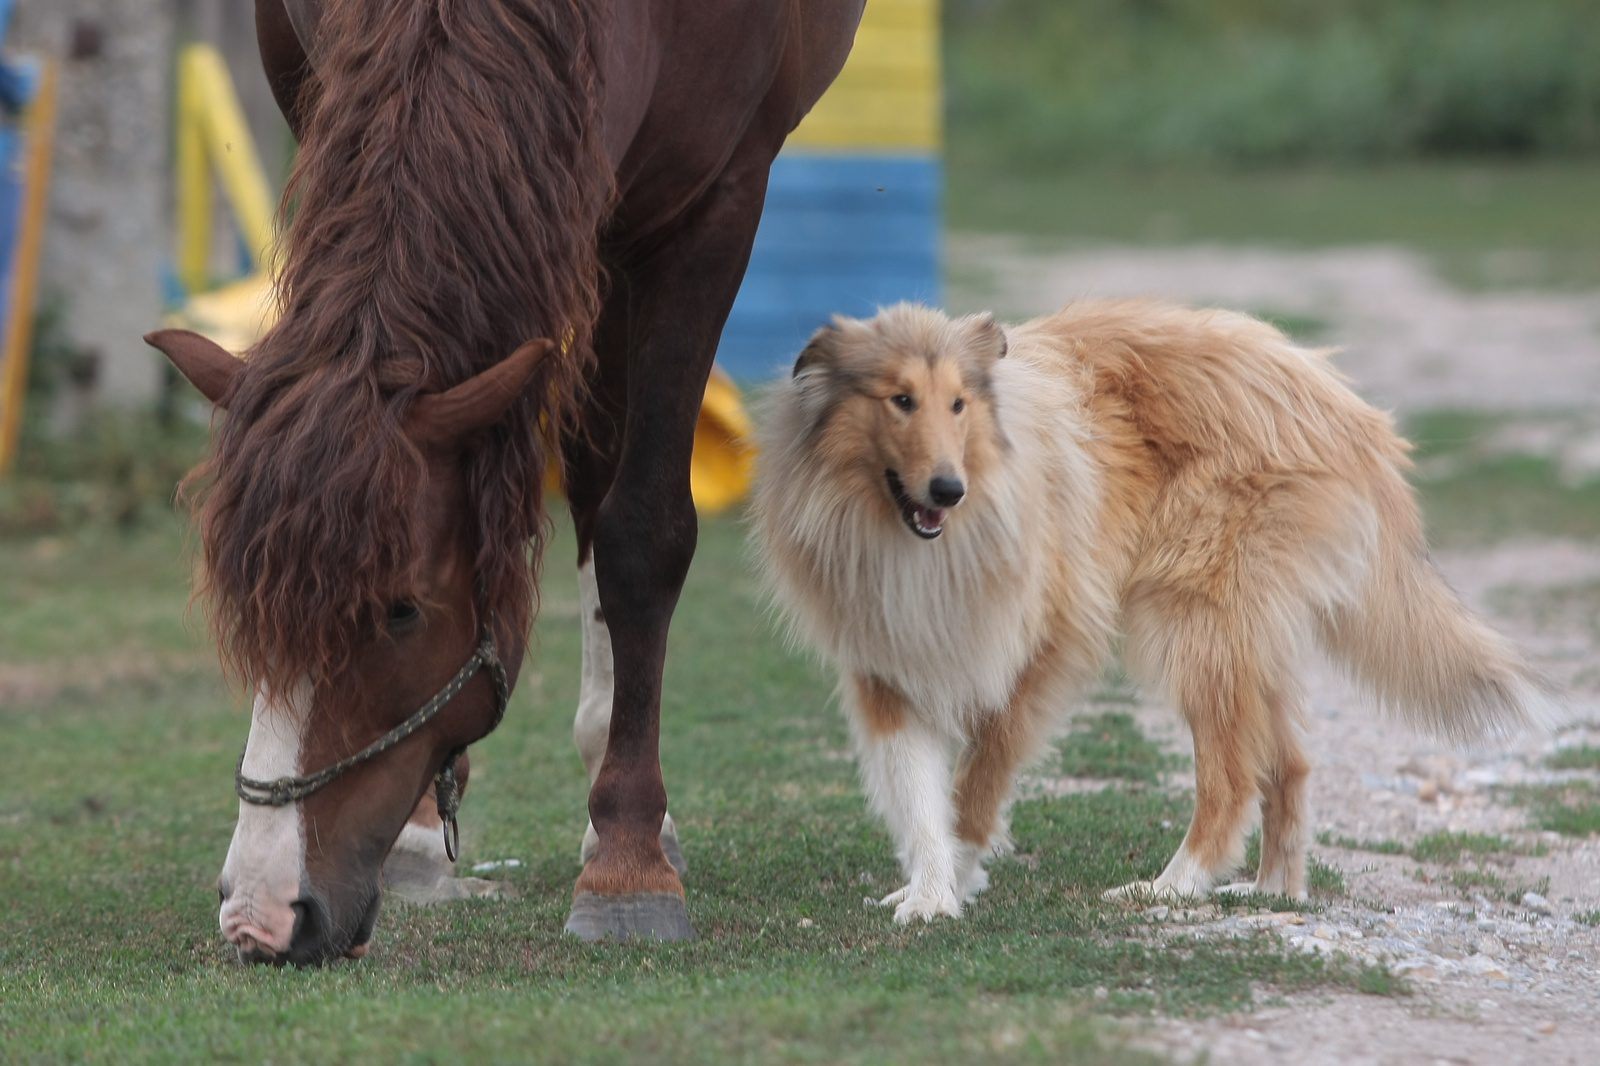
[750,301,1552,923]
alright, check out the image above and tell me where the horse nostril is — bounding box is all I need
[285,898,323,962]
[928,475,965,507]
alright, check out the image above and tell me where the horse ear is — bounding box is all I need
[793,321,842,377]
[407,338,558,450]
[143,329,244,406]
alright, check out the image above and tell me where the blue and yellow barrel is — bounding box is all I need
[716,0,942,382]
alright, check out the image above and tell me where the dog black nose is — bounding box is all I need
[928,475,965,507]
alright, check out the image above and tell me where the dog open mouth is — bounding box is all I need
[885,470,946,540]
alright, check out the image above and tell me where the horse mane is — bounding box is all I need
[184,0,611,697]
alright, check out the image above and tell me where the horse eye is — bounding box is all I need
[387,601,420,626]
[952,398,965,413]
[892,394,915,412]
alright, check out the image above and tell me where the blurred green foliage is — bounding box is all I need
[0,295,207,536]
[948,0,1600,166]
[0,410,207,535]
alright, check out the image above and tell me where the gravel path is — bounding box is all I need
[953,237,1600,1064]
[1122,541,1600,1066]
[948,235,1600,414]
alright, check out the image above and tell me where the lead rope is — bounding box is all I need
[432,638,509,862]
[235,625,510,866]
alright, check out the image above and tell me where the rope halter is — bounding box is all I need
[234,625,510,863]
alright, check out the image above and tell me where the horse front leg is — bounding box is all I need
[563,163,773,943]
[573,556,688,877]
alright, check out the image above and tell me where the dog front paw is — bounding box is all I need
[1102,879,1198,905]
[1216,879,1309,902]
[1102,879,1158,904]
[880,885,961,924]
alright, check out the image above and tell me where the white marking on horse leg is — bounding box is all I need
[574,558,614,782]
[574,558,613,864]
[381,822,477,902]
[855,716,961,923]
[218,680,311,957]
[380,796,512,903]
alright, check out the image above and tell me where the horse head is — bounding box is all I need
[146,329,553,965]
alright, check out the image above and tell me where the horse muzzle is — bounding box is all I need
[222,885,379,966]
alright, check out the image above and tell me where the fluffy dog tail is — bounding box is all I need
[1320,475,1559,742]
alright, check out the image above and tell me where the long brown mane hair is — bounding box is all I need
[185,0,611,697]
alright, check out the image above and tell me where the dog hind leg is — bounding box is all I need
[1239,687,1311,898]
[1112,602,1276,901]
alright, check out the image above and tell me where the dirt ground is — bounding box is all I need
[953,236,1600,1065]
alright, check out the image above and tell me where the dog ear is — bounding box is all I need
[965,313,1007,365]
[793,321,842,377]
[143,329,244,407]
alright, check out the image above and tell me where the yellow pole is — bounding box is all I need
[0,59,60,475]
[175,43,278,292]
[175,47,214,294]
[193,44,276,272]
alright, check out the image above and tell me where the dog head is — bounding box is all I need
[787,303,1008,540]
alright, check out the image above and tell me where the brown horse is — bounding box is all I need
[145,0,863,965]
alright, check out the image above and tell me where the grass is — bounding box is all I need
[1412,864,1550,906]
[1414,453,1600,548]
[1316,833,1408,857]
[947,0,1600,168]
[1447,868,1506,897]
[1318,830,1548,903]
[0,408,208,536]
[1057,712,1177,785]
[1509,782,1600,837]
[947,159,1600,288]
[1235,833,1345,901]
[0,511,1391,1063]
[1547,746,1600,771]
[1401,411,1600,548]
[1320,829,1555,907]
[1249,310,1331,343]
[1410,831,1544,864]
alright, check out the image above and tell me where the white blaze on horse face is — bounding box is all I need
[218,679,310,957]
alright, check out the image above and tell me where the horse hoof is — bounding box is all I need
[660,828,689,879]
[564,891,694,942]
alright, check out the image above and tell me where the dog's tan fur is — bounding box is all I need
[752,300,1554,920]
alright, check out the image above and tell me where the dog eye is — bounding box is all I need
[892,394,915,412]
[952,398,965,413]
